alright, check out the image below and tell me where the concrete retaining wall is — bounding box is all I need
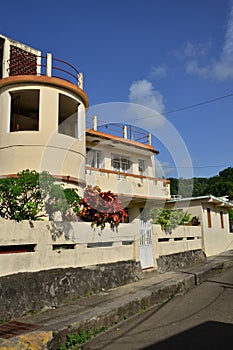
[0,260,142,319]
[156,249,206,273]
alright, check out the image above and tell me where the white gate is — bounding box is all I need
[139,220,154,269]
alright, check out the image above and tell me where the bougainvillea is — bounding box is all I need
[79,186,128,229]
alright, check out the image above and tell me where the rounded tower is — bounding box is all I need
[0,34,88,189]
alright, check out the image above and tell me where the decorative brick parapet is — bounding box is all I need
[9,45,37,76]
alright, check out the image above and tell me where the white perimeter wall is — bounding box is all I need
[0,218,138,277]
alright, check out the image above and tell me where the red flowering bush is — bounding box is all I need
[79,186,128,229]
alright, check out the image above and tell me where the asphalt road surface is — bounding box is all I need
[82,266,233,350]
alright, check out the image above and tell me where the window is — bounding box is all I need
[138,159,146,175]
[207,208,212,228]
[220,211,224,229]
[112,154,130,173]
[58,94,79,137]
[10,90,39,131]
[86,149,102,168]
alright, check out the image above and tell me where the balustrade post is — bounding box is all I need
[92,115,98,130]
[148,132,152,145]
[123,125,128,139]
[78,72,83,89]
[2,39,10,78]
[46,53,52,77]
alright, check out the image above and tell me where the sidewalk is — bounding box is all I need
[1,250,233,349]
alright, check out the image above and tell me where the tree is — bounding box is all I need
[169,167,233,198]
[0,170,81,221]
[0,170,45,221]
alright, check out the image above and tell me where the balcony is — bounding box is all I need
[8,52,83,88]
[85,166,170,202]
[0,35,83,88]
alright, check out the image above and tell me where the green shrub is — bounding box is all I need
[150,208,191,233]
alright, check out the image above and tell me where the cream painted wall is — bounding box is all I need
[201,203,233,256]
[86,169,169,199]
[86,141,155,177]
[85,141,169,199]
[0,82,86,184]
[0,218,138,277]
[165,199,233,256]
[152,224,202,258]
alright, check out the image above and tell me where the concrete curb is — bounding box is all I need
[51,273,195,348]
[1,252,233,350]
[50,256,233,349]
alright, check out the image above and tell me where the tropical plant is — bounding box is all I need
[150,208,191,233]
[0,170,45,221]
[79,185,128,229]
[0,170,81,221]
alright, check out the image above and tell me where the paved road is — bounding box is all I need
[82,266,233,350]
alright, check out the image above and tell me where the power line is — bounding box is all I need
[160,164,232,169]
[130,92,233,122]
[164,93,233,115]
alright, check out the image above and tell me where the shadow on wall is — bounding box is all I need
[142,321,233,349]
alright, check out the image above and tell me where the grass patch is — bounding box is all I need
[0,319,10,324]
[57,326,108,349]
[139,306,148,314]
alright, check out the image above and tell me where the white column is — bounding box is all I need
[36,54,41,76]
[78,72,83,89]
[92,115,97,130]
[46,53,52,77]
[148,132,152,145]
[2,39,10,78]
[123,125,128,139]
[77,103,86,140]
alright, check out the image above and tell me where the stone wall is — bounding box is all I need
[156,249,206,273]
[0,260,143,319]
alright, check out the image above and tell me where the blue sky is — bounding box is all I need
[1,0,233,178]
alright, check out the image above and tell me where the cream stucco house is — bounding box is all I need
[0,34,170,215]
[0,34,232,280]
[0,34,172,272]
[85,117,170,220]
[165,195,233,256]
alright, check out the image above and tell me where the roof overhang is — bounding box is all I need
[86,129,159,155]
[167,195,233,209]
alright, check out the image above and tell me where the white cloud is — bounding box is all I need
[222,3,233,58]
[150,64,168,79]
[128,79,165,114]
[185,60,210,79]
[175,41,211,59]
[183,41,210,58]
[185,3,233,81]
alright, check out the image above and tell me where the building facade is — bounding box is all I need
[165,195,233,256]
[0,34,88,189]
[0,34,170,209]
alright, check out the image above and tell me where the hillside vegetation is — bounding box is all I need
[168,167,233,198]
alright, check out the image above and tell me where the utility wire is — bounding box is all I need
[130,92,233,122]
[160,164,232,169]
[164,93,233,115]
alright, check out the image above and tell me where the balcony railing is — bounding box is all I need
[7,51,83,88]
[85,166,170,199]
[86,115,152,145]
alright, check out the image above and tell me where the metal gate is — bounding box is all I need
[139,220,154,269]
